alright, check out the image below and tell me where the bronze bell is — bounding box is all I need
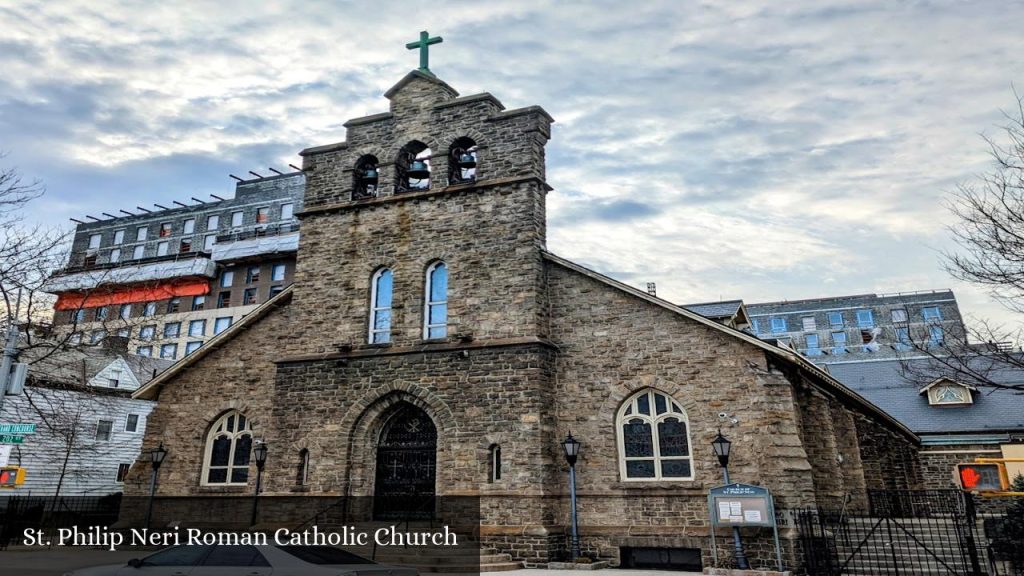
[456,152,477,169]
[361,167,378,185]
[407,160,431,180]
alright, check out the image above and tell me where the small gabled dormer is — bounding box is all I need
[919,377,976,407]
[88,357,143,391]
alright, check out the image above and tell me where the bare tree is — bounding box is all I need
[902,91,1024,392]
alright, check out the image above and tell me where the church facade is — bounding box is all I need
[127,69,921,569]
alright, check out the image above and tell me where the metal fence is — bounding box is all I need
[0,494,122,549]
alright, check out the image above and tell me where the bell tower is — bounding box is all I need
[290,60,554,352]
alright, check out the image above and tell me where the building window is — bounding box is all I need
[369,268,393,344]
[113,230,125,244]
[217,291,231,308]
[144,302,156,317]
[929,326,944,347]
[167,298,180,314]
[271,264,286,282]
[192,295,206,311]
[183,218,195,234]
[136,346,153,357]
[281,203,294,220]
[133,245,145,259]
[116,327,130,338]
[96,420,113,441]
[69,332,82,345]
[88,233,102,249]
[90,329,105,344]
[805,334,822,356]
[108,370,122,388]
[139,325,156,340]
[109,248,121,263]
[185,341,202,355]
[770,317,786,333]
[297,448,310,486]
[214,316,232,335]
[801,316,816,331]
[856,309,874,328]
[179,238,192,253]
[156,241,169,256]
[751,319,760,334]
[207,215,220,230]
[202,410,253,485]
[95,306,108,321]
[828,312,844,328]
[618,389,693,481]
[489,444,502,483]
[116,463,131,482]
[119,303,132,320]
[189,319,206,337]
[74,308,86,324]
[246,265,260,284]
[891,308,908,323]
[204,234,216,251]
[160,343,178,359]
[894,327,912,351]
[269,285,284,298]
[243,288,257,305]
[125,414,140,433]
[831,331,847,354]
[136,226,148,241]
[923,306,942,323]
[256,207,270,224]
[424,262,448,339]
[159,222,172,237]
[163,322,181,338]
[231,211,244,227]
[221,270,234,288]
[927,381,974,406]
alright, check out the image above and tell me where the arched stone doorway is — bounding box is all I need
[373,402,437,520]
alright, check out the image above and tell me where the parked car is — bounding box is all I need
[64,544,421,576]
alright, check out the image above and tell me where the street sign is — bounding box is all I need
[0,423,35,434]
[0,435,25,444]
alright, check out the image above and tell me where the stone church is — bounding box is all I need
[127,66,921,570]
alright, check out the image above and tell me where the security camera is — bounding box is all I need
[718,412,729,420]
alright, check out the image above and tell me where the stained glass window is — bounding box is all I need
[203,410,254,485]
[617,390,693,480]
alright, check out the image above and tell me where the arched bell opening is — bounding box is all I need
[396,141,431,192]
[352,154,380,200]
[448,137,478,184]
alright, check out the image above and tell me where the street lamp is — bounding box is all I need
[250,441,268,526]
[561,433,582,561]
[144,443,167,531]
[711,430,749,569]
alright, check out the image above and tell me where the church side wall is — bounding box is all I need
[854,414,922,492]
[538,261,820,568]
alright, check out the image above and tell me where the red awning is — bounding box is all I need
[54,280,210,310]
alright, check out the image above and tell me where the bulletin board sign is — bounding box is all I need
[707,483,783,571]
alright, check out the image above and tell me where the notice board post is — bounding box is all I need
[708,483,783,572]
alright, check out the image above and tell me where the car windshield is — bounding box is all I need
[277,545,373,565]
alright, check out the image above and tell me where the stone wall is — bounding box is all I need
[855,414,922,492]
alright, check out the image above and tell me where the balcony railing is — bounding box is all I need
[58,250,211,275]
[216,222,299,244]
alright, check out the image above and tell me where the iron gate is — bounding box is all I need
[373,404,437,521]
[796,490,1016,576]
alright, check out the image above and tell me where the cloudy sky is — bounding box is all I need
[2,0,1023,326]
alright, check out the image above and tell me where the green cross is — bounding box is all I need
[406,30,443,73]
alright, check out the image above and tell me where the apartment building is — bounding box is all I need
[43,171,304,360]
[746,290,966,362]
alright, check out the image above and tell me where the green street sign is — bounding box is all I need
[0,435,25,444]
[0,424,35,434]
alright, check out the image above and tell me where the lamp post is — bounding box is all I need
[250,441,268,527]
[144,443,167,531]
[561,433,582,561]
[711,430,749,569]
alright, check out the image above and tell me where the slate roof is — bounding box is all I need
[683,300,745,320]
[825,357,1024,435]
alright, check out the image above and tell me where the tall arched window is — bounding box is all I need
[617,389,693,480]
[369,268,393,343]
[297,449,310,486]
[424,262,448,339]
[202,410,253,485]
